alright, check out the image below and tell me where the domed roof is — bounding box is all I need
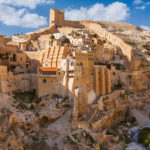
[59,36,70,44]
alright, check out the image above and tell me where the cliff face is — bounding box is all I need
[0,93,72,150]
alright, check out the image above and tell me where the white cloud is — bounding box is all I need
[133,0,143,5]
[0,0,54,28]
[65,2,130,22]
[136,5,146,9]
[133,0,150,10]
[0,0,54,9]
[0,5,47,28]
[140,25,150,30]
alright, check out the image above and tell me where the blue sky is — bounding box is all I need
[0,0,150,36]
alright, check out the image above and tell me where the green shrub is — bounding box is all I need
[138,127,150,148]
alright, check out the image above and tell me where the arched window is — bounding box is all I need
[43,79,47,83]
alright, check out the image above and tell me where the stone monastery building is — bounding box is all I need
[0,9,133,103]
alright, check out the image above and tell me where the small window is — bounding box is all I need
[43,79,47,83]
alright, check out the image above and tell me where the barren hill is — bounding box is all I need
[95,21,150,54]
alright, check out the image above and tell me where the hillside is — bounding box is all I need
[96,21,150,55]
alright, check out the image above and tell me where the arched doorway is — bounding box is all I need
[13,53,16,62]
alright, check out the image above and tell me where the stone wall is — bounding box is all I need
[0,36,18,54]
[25,51,44,71]
[92,90,128,131]
[74,52,94,92]
[0,65,7,79]
[9,52,27,69]
[37,75,57,97]
[49,9,84,28]
[73,87,89,121]
[92,104,127,131]
[64,20,84,28]
[37,69,67,97]
[94,65,111,96]
[0,73,37,94]
[81,22,133,61]
[0,36,5,49]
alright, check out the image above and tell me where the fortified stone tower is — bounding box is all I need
[49,9,84,29]
[49,9,65,27]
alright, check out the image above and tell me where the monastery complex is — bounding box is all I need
[0,9,134,96]
[1,9,150,147]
